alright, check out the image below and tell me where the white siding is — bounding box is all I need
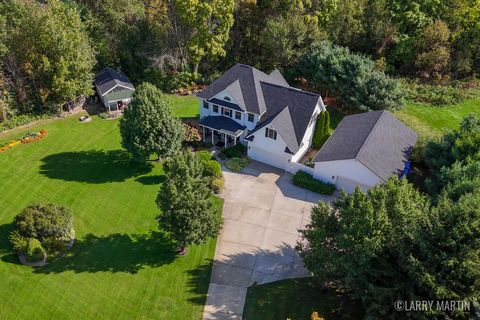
[313,159,382,193]
[247,123,293,169]
[291,102,323,162]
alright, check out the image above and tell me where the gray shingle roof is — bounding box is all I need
[253,83,321,153]
[197,64,290,114]
[207,98,243,111]
[95,68,134,96]
[199,116,246,136]
[314,111,418,180]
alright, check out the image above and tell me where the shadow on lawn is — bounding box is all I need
[0,223,17,264]
[39,150,153,183]
[31,232,176,274]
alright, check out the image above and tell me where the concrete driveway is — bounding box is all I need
[203,161,335,319]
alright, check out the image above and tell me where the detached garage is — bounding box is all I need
[313,110,418,193]
[95,67,135,114]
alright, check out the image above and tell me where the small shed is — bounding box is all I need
[94,68,135,113]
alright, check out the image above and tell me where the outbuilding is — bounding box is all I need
[94,68,135,114]
[313,110,418,193]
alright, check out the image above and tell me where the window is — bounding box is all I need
[224,96,231,101]
[265,128,277,140]
[223,108,232,117]
[213,105,219,113]
[235,111,241,120]
[248,113,254,122]
[203,101,209,109]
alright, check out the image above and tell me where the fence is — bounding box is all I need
[286,161,315,176]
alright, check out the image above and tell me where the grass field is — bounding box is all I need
[0,96,220,320]
[169,95,200,119]
[243,278,364,320]
[394,90,480,138]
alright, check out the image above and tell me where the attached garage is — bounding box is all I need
[248,146,290,170]
[336,176,370,193]
[313,111,418,193]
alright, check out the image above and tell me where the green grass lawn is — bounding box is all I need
[243,278,364,320]
[169,95,200,119]
[394,90,480,138]
[0,96,218,320]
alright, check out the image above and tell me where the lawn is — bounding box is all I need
[0,96,218,320]
[394,90,480,138]
[243,278,364,320]
[169,95,200,119]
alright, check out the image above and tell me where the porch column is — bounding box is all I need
[202,126,205,141]
[233,136,237,146]
[224,134,227,148]
[211,129,214,144]
[107,104,111,113]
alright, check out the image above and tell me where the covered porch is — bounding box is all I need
[199,116,246,148]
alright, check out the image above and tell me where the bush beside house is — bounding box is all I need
[292,171,335,195]
[312,111,331,149]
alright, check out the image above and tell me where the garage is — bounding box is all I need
[248,145,289,170]
[336,176,370,193]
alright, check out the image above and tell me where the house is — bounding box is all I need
[197,64,326,170]
[94,68,135,113]
[312,110,418,193]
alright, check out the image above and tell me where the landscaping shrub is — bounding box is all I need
[13,204,75,246]
[225,157,250,172]
[312,111,331,149]
[210,178,224,194]
[9,230,28,252]
[0,113,50,132]
[196,150,213,161]
[203,160,222,178]
[224,144,246,158]
[292,171,335,195]
[25,238,46,262]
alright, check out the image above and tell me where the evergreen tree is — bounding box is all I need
[119,82,184,161]
[156,151,221,255]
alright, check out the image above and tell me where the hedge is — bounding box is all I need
[292,171,336,195]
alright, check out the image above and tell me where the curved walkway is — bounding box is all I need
[203,161,335,319]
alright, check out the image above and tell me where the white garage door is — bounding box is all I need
[336,176,371,193]
[248,146,289,170]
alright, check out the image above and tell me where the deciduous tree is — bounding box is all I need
[120,82,184,161]
[156,151,221,254]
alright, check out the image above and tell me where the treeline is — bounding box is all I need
[1,0,479,123]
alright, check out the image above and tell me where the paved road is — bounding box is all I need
[203,161,335,319]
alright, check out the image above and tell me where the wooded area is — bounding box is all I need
[1,0,479,125]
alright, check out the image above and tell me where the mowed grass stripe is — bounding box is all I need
[0,96,216,319]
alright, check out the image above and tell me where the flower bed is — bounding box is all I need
[0,129,47,153]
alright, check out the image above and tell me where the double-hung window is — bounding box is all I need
[203,101,209,109]
[247,113,254,122]
[223,108,232,117]
[235,111,241,120]
[213,105,219,113]
[265,128,277,140]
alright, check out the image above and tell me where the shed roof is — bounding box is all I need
[95,68,134,96]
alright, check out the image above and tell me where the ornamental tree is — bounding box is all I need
[156,150,220,254]
[120,82,184,161]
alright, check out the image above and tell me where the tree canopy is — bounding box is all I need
[156,151,221,253]
[119,82,184,161]
[297,41,404,111]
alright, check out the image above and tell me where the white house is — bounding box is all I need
[95,68,135,114]
[197,63,325,170]
[312,111,418,193]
